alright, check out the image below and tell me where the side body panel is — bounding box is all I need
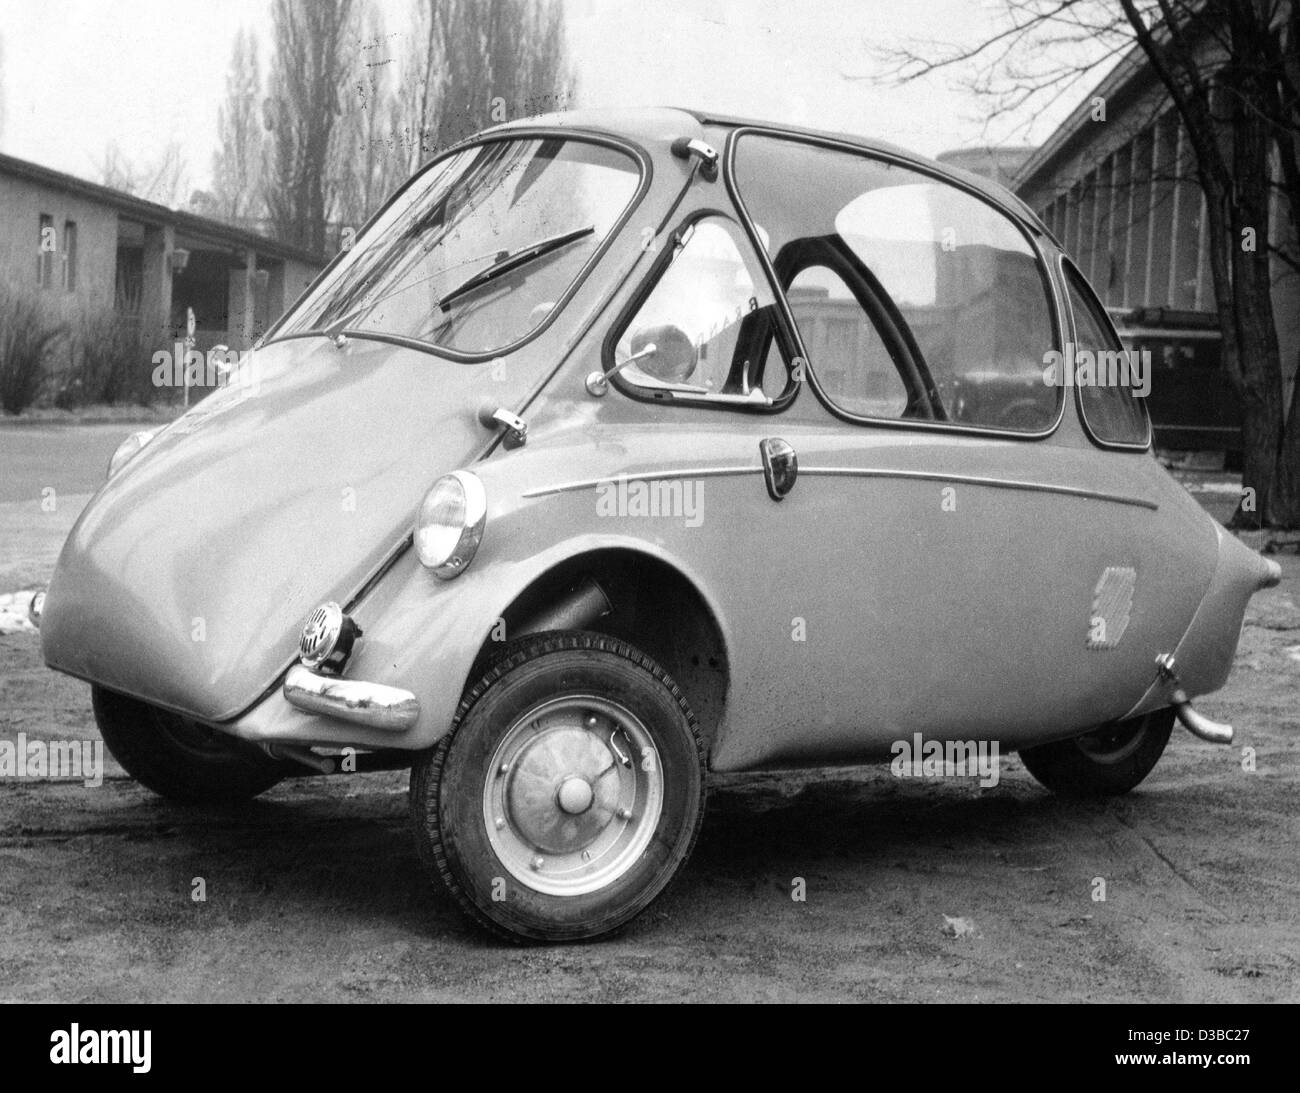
[225,373,1222,771]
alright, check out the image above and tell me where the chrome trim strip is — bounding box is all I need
[524,463,1156,510]
[523,466,761,498]
[283,666,419,732]
[798,466,1159,510]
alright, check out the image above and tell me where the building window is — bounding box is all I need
[62,220,78,291]
[37,214,54,288]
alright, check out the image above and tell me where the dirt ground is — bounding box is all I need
[1,457,1298,1001]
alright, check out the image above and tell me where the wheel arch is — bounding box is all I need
[469,547,731,757]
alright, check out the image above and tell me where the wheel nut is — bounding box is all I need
[617,807,632,820]
[531,856,544,871]
[495,816,505,830]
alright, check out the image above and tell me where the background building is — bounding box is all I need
[0,150,325,363]
[1009,43,1300,459]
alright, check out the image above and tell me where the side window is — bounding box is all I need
[785,267,907,418]
[1066,262,1150,447]
[614,217,791,401]
[735,134,1061,432]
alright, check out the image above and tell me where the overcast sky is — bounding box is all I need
[0,0,1114,195]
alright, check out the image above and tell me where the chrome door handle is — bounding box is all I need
[760,437,797,500]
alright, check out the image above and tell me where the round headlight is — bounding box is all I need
[107,429,159,477]
[414,470,486,578]
[28,588,45,629]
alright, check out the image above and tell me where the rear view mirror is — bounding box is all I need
[629,324,696,383]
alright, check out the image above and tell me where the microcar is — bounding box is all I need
[38,109,1281,942]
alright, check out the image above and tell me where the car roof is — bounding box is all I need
[488,106,1051,240]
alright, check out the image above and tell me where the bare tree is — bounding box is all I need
[212,27,265,225]
[332,3,407,231]
[263,0,356,254]
[402,0,575,169]
[877,0,1300,528]
[97,140,189,207]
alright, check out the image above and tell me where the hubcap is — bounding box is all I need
[484,695,663,896]
[557,776,594,815]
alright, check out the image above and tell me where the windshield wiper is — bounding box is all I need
[437,226,594,312]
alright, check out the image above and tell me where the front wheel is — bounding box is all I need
[92,686,283,804]
[1018,708,1175,798]
[410,632,706,943]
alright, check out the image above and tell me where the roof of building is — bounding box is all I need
[1012,39,1160,192]
[0,149,328,266]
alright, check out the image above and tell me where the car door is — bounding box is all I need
[709,130,1198,770]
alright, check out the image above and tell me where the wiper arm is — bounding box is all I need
[438,226,594,312]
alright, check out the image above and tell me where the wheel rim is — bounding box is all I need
[1075,717,1147,764]
[483,695,664,897]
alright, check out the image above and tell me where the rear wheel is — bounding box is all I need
[1018,708,1175,798]
[92,686,283,804]
[410,631,706,943]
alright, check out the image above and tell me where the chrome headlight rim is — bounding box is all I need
[27,588,46,629]
[414,470,487,579]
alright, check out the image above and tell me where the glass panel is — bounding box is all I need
[735,134,1060,431]
[785,267,907,418]
[276,138,641,356]
[615,217,789,399]
[63,220,78,291]
[1066,263,1151,446]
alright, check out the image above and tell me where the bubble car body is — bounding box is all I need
[40,109,1279,941]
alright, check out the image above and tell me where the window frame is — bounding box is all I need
[37,213,54,289]
[1060,256,1153,452]
[261,129,653,363]
[724,126,1069,440]
[62,219,78,292]
[600,209,801,414]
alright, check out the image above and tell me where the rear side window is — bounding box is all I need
[733,133,1060,432]
[1064,262,1151,448]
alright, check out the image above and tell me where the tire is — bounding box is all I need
[1018,707,1175,798]
[92,686,283,804]
[411,631,706,943]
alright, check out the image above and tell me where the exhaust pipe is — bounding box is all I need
[515,576,612,637]
[261,743,338,774]
[1155,654,1234,744]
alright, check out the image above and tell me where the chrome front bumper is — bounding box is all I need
[283,665,419,732]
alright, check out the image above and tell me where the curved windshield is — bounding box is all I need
[274,137,642,356]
